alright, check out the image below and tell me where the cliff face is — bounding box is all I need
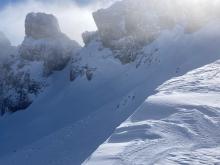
[93,0,176,45]
[92,0,177,63]
[92,0,220,63]
[25,12,61,39]
[20,12,81,75]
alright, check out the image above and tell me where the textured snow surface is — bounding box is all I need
[84,61,220,165]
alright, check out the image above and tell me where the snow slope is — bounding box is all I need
[84,60,220,165]
[1,22,220,164]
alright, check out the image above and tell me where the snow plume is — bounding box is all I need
[0,0,118,46]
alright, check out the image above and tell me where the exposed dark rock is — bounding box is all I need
[82,31,99,45]
[25,12,61,39]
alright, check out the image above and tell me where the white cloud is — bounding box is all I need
[0,0,117,46]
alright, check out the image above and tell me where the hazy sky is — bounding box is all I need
[0,0,107,8]
[0,0,117,46]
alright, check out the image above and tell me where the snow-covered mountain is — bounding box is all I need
[84,60,220,165]
[0,0,220,165]
[0,12,80,115]
[1,21,220,164]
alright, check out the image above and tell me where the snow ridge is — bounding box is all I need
[85,60,220,165]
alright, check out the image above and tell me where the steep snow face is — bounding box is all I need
[84,61,220,165]
[0,21,220,164]
[20,12,81,75]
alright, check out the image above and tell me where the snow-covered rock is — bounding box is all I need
[0,59,44,116]
[19,12,81,75]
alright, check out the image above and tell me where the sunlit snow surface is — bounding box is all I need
[84,61,220,165]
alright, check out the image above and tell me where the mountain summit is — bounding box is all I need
[25,12,61,39]
[20,12,81,75]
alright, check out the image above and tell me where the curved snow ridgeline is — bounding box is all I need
[84,60,220,165]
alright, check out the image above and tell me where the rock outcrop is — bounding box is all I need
[92,0,220,63]
[25,12,61,39]
[19,12,81,75]
[92,0,176,63]
[93,0,176,46]
[0,32,42,115]
[0,60,43,116]
[82,31,99,45]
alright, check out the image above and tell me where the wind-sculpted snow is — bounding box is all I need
[158,61,220,94]
[84,61,220,165]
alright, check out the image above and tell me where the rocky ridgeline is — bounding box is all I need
[92,0,176,63]
[92,0,220,63]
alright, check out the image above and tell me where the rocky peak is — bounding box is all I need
[20,12,81,76]
[93,0,177,47]
[25,12,61,39]
[92,0,219,63]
